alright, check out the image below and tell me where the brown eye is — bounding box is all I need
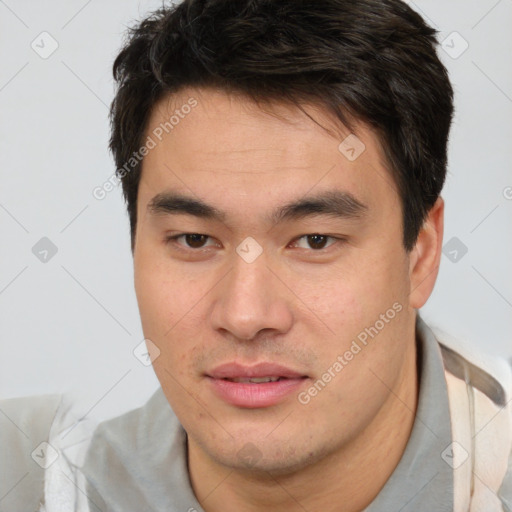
[165,233,215,250]
[306,235,329,250]
[293,234,338,250]
[183,234,209,248]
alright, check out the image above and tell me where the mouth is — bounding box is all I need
[221,376,293,383]
[206,363,309,408]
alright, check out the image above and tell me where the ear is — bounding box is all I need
[408,197,444,309]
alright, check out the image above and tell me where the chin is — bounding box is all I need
[202,435,329,477]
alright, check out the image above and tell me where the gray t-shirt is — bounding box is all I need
[79,317,454,511]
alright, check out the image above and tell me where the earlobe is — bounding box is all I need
[409,197,444,309]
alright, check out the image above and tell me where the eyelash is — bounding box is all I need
[164,233,346,253]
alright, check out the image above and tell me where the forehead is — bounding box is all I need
[139,87,399,220]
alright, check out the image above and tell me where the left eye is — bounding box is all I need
[292,234,338,250]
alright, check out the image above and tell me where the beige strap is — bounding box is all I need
[445,369,512,511]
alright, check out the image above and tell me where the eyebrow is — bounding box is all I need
[147,190,368,226]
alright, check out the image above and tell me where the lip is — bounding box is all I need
[206,362,308,408]
[208,362,306,380]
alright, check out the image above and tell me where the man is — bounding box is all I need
[1,0,511,511]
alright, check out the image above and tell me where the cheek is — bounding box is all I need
[300,249,411,390]
[134,242,194,332]
[134,250,208,369]
[302,259,403,341]
[310,288,364,343]
[134,262,171,336]
[135,260,204,412]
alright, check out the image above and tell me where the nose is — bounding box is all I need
[209,249,294,341]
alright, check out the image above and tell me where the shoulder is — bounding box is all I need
[0,394,63,511]
[425,322,512,511]
[79,388,189,511]
[1,392,100,512]
[83,386,178,457]
[0,390,179,512]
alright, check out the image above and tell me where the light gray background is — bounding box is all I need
[1,0,511,423]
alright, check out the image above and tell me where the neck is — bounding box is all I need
[188,336,418,512]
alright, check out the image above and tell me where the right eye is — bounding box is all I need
[164,233,219,251]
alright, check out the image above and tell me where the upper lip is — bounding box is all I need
[207,362,306,379]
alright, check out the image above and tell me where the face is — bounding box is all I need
[133,87,419,474]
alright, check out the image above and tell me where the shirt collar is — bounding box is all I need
[364,314,453,511]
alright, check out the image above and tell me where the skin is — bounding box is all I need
[133,86,444,512]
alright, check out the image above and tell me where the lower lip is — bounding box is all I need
[208,377,308,408]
